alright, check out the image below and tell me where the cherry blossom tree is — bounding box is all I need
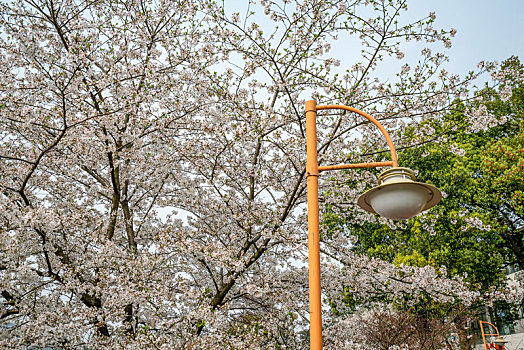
[0,0,512,348]
[323,303,477,350]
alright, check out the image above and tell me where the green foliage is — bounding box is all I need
[483,132,524,218]
[322,59,524,337]
[326,57,524,295]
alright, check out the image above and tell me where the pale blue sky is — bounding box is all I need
[410,0,524,74]
[223,0,524,80]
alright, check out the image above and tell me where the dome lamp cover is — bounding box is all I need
[357,167,441,221]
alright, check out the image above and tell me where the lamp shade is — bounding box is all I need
[358,167,441,220]
[494,336,508,345]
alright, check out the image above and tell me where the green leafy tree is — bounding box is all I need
[322,56,524,344]
[325,56,524,292]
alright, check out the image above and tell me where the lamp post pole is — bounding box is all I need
[305,100,323,350]
[305,99,441,348]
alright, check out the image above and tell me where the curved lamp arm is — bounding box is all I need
[306,100,398,173]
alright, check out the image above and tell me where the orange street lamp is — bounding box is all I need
[479,321,507,350]
[305,100,442,349]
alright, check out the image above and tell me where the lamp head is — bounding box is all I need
[357,167,441,221]
[494,336,508,345]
